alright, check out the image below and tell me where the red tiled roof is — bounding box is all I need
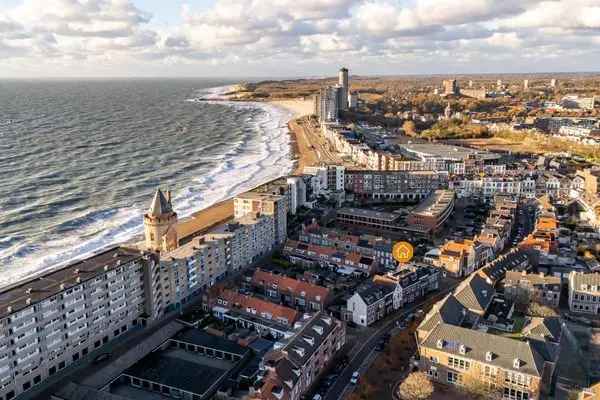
[252,269,330,303]
[219,289,299,325]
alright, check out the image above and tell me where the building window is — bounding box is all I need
[504,387,529,400]
[448,356,471,370]
[447,371,462,385]
[505,372,529,387]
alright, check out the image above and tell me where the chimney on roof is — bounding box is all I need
[25,288,32,295]
[26,298,31,305]
[6,306,12,313]
[74,268,79,275]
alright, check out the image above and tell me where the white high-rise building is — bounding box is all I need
[317,86,341,123]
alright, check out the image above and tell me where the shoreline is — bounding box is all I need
[266,98,316,175]
[145,97,318,249]
[0,86,304,289]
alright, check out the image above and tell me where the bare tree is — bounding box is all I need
[397,372,434,400]
[526,302,558,318]
[461,376,503,400]
[403,120,417,136]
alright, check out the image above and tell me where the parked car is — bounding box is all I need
[93,352,111,364]
[350,371,360,385]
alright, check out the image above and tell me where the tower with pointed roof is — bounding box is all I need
[143,188,178,252]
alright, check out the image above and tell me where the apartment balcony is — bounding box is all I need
[46,337,62,349]
[67,323,88,337]
[13,328,37,344]
[0,364,10,380]
[42,307,60,320]
[14,340,38,355]
[11,317,36,334]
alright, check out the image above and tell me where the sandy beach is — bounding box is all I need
[153,97,319,244]
[269,99,314,118]
[268,98,328,175]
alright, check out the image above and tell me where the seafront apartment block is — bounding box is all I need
[159,213,278,309]
[0,247,160,400]
[234,192,288,245]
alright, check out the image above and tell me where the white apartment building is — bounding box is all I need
[233,192,287,245]
[303,165,345,193]
[451,177,536,199]
[568,272,600,315]
[0,247,158,400]
[160,212,278,310]
[287,177,307,215]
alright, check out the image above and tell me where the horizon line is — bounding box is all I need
[2,70,600,81]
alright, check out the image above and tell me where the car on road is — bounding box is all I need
[312,394,322,400]
[350,371,360,385]
[93,352,111,364]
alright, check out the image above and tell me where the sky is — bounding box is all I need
[0,0,599,78]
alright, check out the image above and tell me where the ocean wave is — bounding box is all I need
[0,83,295,288]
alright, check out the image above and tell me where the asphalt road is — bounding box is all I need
[323,282,459,400]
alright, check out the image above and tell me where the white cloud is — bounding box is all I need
[0,0,598,76]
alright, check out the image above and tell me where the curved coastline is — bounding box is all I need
[0,85,297,288]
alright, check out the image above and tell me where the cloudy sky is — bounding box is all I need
[0,0,599,78]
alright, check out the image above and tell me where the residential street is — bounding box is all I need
[323,280,459,400]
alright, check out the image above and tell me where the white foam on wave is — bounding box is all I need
[0,85,295,288]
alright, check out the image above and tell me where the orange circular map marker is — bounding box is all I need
[393,241,414,263]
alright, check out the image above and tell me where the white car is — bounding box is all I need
[350,371,360,385]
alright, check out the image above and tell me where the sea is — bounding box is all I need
[0,79,295,287]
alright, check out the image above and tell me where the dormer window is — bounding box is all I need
[459,344,466,355]
[436,339,444,349]
[486,351,493,362]
[513,358,521,369]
